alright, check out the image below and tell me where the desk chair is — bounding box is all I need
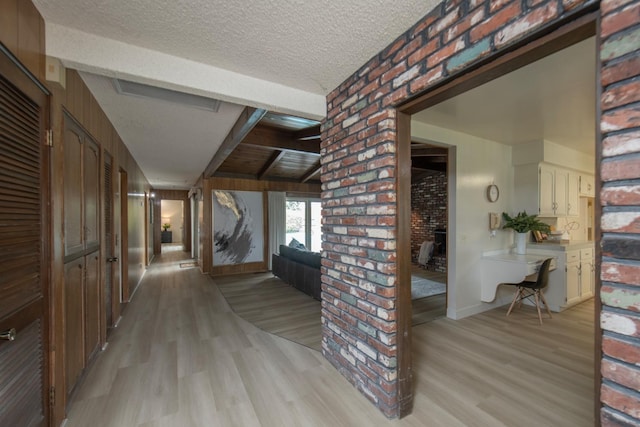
[505,258,553,325]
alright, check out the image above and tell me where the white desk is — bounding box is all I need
[481,253,557,302]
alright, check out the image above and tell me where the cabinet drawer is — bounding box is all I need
[567,251,580,263]
[580,247,593,260]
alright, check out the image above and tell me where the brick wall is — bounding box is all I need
[321,0,640,420]
[598,0,640,424]
[411,172,447,271]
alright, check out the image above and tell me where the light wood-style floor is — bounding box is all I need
[64,249,594,426]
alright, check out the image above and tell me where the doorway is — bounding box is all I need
[161,199,185,252]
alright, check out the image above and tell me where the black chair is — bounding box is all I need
[505,258,553,325]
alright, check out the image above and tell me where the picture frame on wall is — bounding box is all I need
[212,190,264,266]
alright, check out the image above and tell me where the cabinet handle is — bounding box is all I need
[0,328,16,341]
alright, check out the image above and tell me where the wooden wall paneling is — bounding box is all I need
[0,0,19,57]
[84,138,100,249]
[16,0,45,82]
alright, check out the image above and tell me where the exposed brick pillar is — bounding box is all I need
[598,0,640,424]
[320,0,640,420]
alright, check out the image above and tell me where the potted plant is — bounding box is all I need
[502,211,550,254]
[162,223,171,232]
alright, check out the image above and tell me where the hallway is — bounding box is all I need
[65,250,594,426]
[64,249,399,427]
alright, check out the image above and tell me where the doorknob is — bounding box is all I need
[0,328,16,341]
[107,257,119,262]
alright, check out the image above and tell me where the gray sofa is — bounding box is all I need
[272,244,321,300]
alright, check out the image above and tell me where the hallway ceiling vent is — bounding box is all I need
[112,78,221,112]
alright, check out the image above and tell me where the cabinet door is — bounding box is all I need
[580,259,594,299]
[84,252,100,361]
[566,261,581,305]
[64,260,85,396]
[539,165,556,216]
[554,169,569,216]
[580,174,595,197]
[567,172,580,217]
[84,139,100,250]
[64,126,84,256]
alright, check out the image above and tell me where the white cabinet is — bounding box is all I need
[528,243,595,312]
[580,247,594,298]
[515,163,581,217]
[567,172,580,217]
[579,174,596,197]
[565,250,581,306]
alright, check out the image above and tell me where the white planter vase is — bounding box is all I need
[514,231,529,255]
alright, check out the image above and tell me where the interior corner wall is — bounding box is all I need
[321,0,605,419]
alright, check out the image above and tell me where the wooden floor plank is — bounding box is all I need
[63,247,594,426]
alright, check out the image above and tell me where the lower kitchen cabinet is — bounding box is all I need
[528,242,595,312]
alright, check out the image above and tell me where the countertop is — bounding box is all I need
[527,241,595,251]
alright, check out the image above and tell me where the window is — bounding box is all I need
[286,197,322,252]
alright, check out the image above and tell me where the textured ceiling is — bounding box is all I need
[33,0,438,95]
[32,0,439,189]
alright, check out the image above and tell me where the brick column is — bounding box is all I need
[320,0,640,420]
[598,0,640,424]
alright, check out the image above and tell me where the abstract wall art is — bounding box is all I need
[212,190,264,266]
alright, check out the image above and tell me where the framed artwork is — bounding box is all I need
[212,190,264,266]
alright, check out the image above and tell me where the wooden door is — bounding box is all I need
[84,252,100,360]
[63,260,84,394]
[84,139,99,250]
[0,46,50,426]
[63,125,83,256]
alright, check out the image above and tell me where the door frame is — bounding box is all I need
[395,10,600,417]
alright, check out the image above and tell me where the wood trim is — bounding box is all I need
[593,12,603,426]
[396,111,413,417]
[399,11,598,115]
[293,124,321,140]
[203,107,266,177]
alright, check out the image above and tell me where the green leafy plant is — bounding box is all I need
[502,211,551,233]
[162,223,171,231]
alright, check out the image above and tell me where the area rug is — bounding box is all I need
[411,276,446,300]
[179,261,198,268]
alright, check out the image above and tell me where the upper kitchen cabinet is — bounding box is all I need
[579,174,595,197]
[514,163,580,217]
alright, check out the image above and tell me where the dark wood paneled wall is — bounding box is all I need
[203,177,320,276]
[0,0,45,82]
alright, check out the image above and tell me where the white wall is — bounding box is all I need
[412,121,518,319]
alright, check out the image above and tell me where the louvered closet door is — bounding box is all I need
[0,48,50,426]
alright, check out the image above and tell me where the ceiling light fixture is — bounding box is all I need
[113,78,221,112]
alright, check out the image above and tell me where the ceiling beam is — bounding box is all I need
[258,150,286,180]
[410,146,448,157]
[242,125,320,154]
[203,107,267,178]
[294,125,321,140]
[300,160,322,183]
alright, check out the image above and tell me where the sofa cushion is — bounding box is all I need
[279,244,321,269]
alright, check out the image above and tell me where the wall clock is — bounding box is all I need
[486,184,499,202]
